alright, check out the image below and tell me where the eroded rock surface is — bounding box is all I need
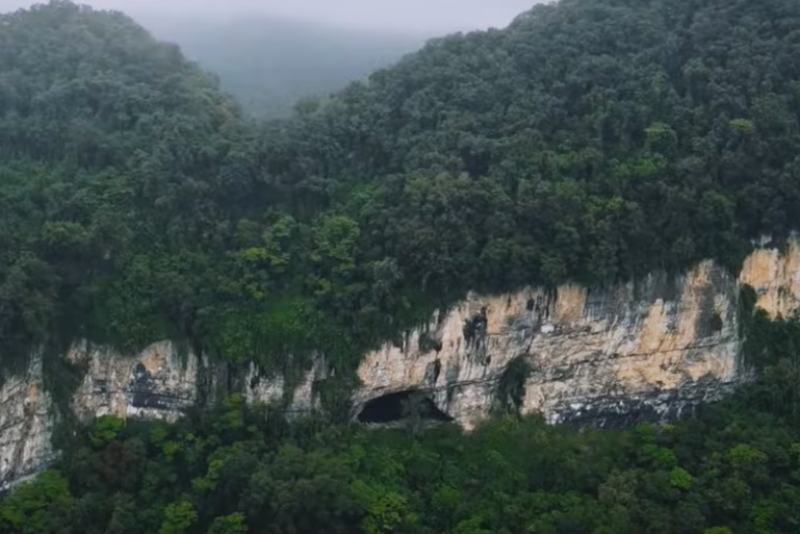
[68,341,200,423]
[740,240,800,318]
[354,260,743,429]
[0,355,56,490]
[3,240,800,488]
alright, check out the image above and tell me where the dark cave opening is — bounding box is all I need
[357,390,454,424]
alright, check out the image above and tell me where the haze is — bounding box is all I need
[0,0,542,118]
[0,0,538,34]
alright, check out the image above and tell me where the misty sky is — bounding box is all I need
[0,0,540,34]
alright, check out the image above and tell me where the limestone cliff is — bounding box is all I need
[0,355,56,490]
[0,343,324,489]
[67,341,201,423]
[739,240,800,318]
[354,260,742,429]
[2,240,800,489]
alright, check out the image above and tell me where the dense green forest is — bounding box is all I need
[5,0,800,384]
[3,0,800,531]
[2,309,799,533]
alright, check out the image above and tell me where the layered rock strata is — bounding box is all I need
[3,240,800,488]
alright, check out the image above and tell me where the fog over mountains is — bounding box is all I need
[0,0,537,33]
[145,16,426,118]
[0,0,538,117]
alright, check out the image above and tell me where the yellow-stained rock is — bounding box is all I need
[6,239,800,489]
[739,240,800,318]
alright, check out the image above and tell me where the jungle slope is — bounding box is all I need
[3,0,800,531]
[4,0,800,384]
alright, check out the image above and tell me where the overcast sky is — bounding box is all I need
[0,0,540,34]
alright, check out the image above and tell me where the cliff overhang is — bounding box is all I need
[3,239,800,489]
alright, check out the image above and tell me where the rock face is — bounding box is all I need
[0,343,324,489]
[65,341,323,426]
[739,241,800,318]
[67,341,202,424]
[2,240,800,488]
[354,260,742,429]
[0,355,56,490]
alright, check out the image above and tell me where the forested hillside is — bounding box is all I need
[4,0,800,532]
[0,1,248,365]
[4,0,800,383]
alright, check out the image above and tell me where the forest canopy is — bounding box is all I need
[2,0,800,379]
[4,0,800,532]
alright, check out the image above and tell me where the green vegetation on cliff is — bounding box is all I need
[3,1,800,531]
[2,315,799,533]
[4,0,800,377]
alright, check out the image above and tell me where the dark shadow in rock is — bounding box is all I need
[357,390,453,424]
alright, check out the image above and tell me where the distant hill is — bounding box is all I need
[144,16,426,118]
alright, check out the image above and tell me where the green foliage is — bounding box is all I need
[207,513,247,534]
[669,467,693,491]
[0,471,73,533]
[207,298,318,366]
[6,0,800,384]
[2,314,792,533]
[89,416,125,448]
[160,501,197,534]
[729,119,755,135]
[5,1,800,530]
[354,485,418,534]
[5,348,800,533]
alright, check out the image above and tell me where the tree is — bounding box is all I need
[207,513,247,534]
[159,501,197,534]
[0,471,74,534]
[89,416,125,449]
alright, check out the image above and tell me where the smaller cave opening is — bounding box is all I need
[357,390,454,424]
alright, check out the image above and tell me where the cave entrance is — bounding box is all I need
[357,390,454,424]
